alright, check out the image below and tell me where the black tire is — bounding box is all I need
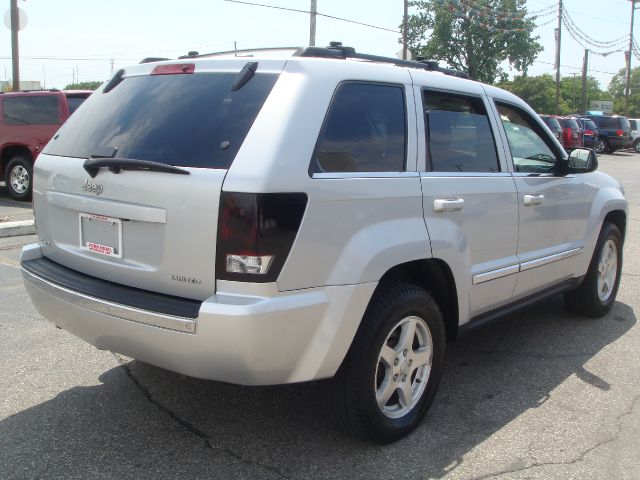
[594,139,607,155]
[564,223,623,317]
[634,139,640,153]
[4,156,33,201]
[325,282,446,443]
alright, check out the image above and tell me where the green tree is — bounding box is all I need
[559,76,609,114]
[64,81,103,91]
[607,67,640,116]
[497,74,566,113]
[406,0,542,83]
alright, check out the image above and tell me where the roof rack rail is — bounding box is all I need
[295,42,471,80]
[187,47,301,59]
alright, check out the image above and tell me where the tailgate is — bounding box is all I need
[33,61,284,300]
[34,154,224,300]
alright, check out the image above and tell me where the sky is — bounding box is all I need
[0,0,634,94]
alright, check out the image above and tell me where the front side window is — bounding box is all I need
[423,91,499,173]
[3,96,60,125]
[311,83,406,174]
[497,103,560,174]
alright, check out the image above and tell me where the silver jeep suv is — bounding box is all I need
[21,44,627,443]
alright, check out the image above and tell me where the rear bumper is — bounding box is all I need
[607,136,633,149]
[21,244,376,385]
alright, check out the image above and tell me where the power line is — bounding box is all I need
[535,59,618,75]
[562,10,629,47]
[223,0,399,33]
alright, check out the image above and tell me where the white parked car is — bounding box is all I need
[21,44,627,443]
[629,118,640,152]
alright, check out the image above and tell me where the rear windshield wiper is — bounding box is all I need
[83,157,190,178]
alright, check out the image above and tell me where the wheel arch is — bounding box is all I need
[1,145,33,177]
[604,209,626,242]
[374,259,460,342]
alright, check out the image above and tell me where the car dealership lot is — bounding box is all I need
[1,151,639,479]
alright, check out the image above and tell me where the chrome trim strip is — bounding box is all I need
[46,191,167,224]
[421,172,513,178]
[519,247,583,272]
[473,264,519,285]
[312,172,419,179]
[22,268,197,334]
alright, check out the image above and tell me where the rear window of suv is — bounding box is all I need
[3,96,60,125]
[591,116,631,131]
[45,71,279,169]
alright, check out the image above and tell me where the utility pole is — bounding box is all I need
[10,0,19,91]
[402,0,408,60]
[555,0,563,115]
[309,0,317,46]
[571,72,578,112]
[581,49,589,114]
[625,0,638,116]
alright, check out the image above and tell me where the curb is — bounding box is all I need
[0,220,36,238]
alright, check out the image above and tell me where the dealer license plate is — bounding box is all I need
[79,213,123,258]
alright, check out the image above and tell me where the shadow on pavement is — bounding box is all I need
[0,297,635,479]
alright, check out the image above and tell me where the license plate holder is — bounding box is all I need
[79,213,123,258]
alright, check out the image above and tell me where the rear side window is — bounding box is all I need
[629,119,637,130]
[45,72,279,169]
[3,96,60,125]
[311,82,406,174]
[424,91,499,173]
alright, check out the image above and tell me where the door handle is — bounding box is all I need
[523,194,544,206]
[433,198,464,212]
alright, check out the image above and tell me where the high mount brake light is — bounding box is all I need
[216,192,308,283]
[151,63,195,75]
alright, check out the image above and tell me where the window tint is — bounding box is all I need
[591,116,630,130]
[45,72,278,169]
[65,95,90,115]
[497,103,559,174]
[629,119,637,130]
[311,83,406,173]
[3,96,60,125]
[423,91,499,173]
[542,117,561,131]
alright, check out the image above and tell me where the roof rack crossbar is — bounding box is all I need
[295,43,470,80]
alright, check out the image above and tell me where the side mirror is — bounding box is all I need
[567,148,598,173]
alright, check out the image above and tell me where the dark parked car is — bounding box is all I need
[577,118,600,150]
[540,114,564,147]
[557,117,583,151]
[582,115,632,154]
[0,89,92,200]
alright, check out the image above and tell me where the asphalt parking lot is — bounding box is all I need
[0,152,639,479]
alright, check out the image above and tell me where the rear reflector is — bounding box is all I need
[216,192,308,283]
[151,63,195,75]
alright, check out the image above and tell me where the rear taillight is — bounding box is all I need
[216,192,307,283]
[584,129,594,136]
[616,129,624,136]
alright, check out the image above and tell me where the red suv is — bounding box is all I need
[1,90,92,199]
[557,116,584,151]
